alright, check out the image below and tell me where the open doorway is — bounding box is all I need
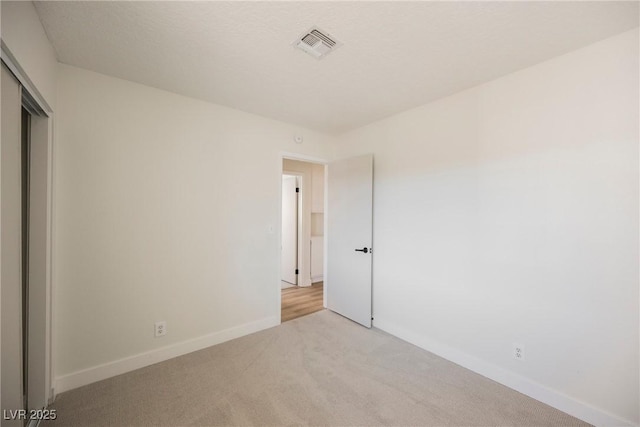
[281,158,325,322]
[279,153,374,328]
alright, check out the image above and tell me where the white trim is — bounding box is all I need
[283,170,305,287]
[0,42,52,114]
[281,151,327,165]
[637,26,640,427]
[46,114,56,404]
[373,317,637,427]
[311,275,323,283]
[55,316,279,394]
[277,154,284,323]
[49,114,57,403]
[323,163,328,309]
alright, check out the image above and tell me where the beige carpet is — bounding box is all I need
[45,310,589,426]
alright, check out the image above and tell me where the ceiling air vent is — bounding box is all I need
[294,26,342,59]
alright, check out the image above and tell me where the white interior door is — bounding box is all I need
[281,175,298,285]
[327,154,373,328]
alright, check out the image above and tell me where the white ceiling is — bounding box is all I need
[34,1,639,134]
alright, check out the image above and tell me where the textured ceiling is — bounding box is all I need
[34,1,639,134]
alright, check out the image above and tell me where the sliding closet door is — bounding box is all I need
[27,102,51,413]
[2,63,24,426]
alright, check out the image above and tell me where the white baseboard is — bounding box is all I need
[311,275,323,283]
[373,317,637,427]
[298,278,312,287]
[281,281,296,289]
[54,316,279,394]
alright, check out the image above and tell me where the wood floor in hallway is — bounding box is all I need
[281,282,324,322]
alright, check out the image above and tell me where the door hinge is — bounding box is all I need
[296,187,300,193]
[295,269,299,275]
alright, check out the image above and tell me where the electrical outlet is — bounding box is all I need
[155,321,167,337]
[513,343,525,361]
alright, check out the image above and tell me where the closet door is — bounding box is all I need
[2,62,24,426]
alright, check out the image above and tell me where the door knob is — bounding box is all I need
[355,247,369,254]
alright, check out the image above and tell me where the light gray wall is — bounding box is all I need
[54,64,333,388]
[0,1,57,109]
[334,29,639,425]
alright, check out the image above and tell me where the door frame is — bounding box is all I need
[1,44,56,411]
[279,152,328,323]
[281,172,302,286]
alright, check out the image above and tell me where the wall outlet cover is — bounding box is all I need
[155,321,167,337]
[513,343,525,361]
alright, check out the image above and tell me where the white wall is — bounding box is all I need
[334,29,639,425]
[54,64,333,388]
[0,1,57,109]
[311,163,325,215]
